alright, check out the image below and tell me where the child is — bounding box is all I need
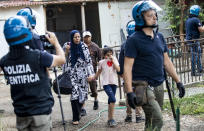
[93,47,120,127]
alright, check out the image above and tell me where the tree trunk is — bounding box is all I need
[179,0,185,42]
[179,0,185,69]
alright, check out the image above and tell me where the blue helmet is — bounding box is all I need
[4,16,32,46]
[190,5,201,16]
[17,7,36,29]
[126,20,135,36]
[132,1,160,27]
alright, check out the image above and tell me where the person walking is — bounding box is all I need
[118,20,145,123]
[93,47,120,127]
[0,16,65,131]
[64,30,95,125]
[185,5,204,76]
[83,31,102,110]
[123,1,185,131]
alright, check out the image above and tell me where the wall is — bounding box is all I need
[98,0,166,48]
[0,5,45,58]
[46,4,82,45]
[54,5,81,32]
[98,1,139,48]
[85,2,101,47]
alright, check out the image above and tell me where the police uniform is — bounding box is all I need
[118,41,144,121]
[186,17,202,40]
[125,30,167,130]
[0,48,54,130]
[185,16,202,74]
[30,32,44,50]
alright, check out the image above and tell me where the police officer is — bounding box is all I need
[185,5,204,76]
[17,7,52,79]
[118,20,144,123]
[123,1,185,131]
[0,16,65,131]
[17,7,44,50]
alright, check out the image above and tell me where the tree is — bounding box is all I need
[163,0,187,36]
[164,0,204,36]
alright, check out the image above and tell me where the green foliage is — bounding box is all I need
[163,93,204,115]
[163,0,204,35]
[185,82,204,88]
[163,0,186,35]
[0,115,5,131]
[198,3,204,22]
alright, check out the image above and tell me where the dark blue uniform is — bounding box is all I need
[125,31,168,87]
[118,42,125,75]
[185,16,202,74]
[125,30,168,130]
[30,32,44,50]
[185,17,202,40]
[0,49,53,116]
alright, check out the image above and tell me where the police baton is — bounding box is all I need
[164,69,177,121]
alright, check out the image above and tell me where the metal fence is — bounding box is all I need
[95,35,204,100]
[166,35,204,85]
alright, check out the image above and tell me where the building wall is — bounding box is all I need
[98,1,140,48]
[98,0,166,48]
[46,5,82,45]
[85,3,101,47]
[0,5,45,58]
[0,0,167,58]
[99,1,120,48]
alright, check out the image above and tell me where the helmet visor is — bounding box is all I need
[147,1,162,12]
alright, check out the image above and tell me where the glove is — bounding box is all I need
[127,92,136,109]
[177,82,185,98]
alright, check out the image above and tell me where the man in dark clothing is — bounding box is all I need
[17,7,44,51]
[185,5,204,76]
[17,7,53,80]
[123,1,185,131]
[118,20,145,123]
[83,31,101,110]
[0,16,65,131]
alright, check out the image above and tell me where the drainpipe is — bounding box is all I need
[81,2,86,32]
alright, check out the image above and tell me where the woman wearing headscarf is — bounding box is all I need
[63,30,94,125]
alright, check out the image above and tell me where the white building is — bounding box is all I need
[0,0,165,58]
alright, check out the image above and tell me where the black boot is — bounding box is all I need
[81,108,87,116]
[0,109,4,114]
[136,116,145,123]
[93,100,99,110]
[125,115,132,122]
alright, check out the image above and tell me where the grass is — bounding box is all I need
[163,93,204,115]
[185,82,204,88]
[0,115,5,131]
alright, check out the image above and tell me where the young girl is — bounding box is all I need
[93,47,120,127]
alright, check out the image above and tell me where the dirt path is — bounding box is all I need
[0,75,204,131]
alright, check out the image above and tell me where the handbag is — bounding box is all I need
[53,52,72,95]
[53,71,72,95]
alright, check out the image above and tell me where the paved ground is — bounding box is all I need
[1,72,204,131]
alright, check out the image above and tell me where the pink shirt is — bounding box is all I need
[98,56,119,86]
